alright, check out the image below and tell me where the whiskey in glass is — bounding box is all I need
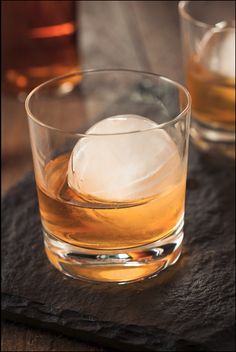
[179,1,235,159]
[26,70,191,284]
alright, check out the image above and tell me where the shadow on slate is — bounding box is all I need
[2,146,235,352]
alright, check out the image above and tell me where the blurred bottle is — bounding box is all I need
[2,0,80,97]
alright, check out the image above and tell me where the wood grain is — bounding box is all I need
[2,97,33,193]
[1,321,108,352]
[80,1,142,70]
[2,1,183,351]
[132,1,183,81]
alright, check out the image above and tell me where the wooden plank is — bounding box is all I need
[2,97,33,193]
[1,321,108,352]
[132,1,184,81]
[80,1,143,70]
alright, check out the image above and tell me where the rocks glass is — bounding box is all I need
[179,1,235,159]
[25,70,191,284]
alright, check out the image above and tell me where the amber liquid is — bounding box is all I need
[2,1,80,95]
[36,153,186,250]
[187,55,235,129]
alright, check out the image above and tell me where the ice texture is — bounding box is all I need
[199,25,235,78]
[67,115,180,202]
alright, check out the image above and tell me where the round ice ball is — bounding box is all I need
[198,26,235,78]
[67,115,180,202]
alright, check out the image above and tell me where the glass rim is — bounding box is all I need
[178,0,235,29]
[25,68,191,136]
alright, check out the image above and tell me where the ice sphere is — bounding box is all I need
[67,115,180,202]
[198,25,235,78]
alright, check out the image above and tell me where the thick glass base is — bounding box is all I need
[44,221,184,284]
[190,119,235,160]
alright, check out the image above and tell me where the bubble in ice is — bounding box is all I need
[67,115,180,202]
[198,24,235,78]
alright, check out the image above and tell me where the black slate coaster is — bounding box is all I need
[2,146,235,351]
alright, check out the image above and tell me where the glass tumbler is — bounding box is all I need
[25,70,191,284]
[179,1,235,159]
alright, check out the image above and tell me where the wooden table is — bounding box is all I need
[2,1,182,350]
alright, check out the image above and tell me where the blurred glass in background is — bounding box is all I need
[2,0,80,98]
[179,1,235,160]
